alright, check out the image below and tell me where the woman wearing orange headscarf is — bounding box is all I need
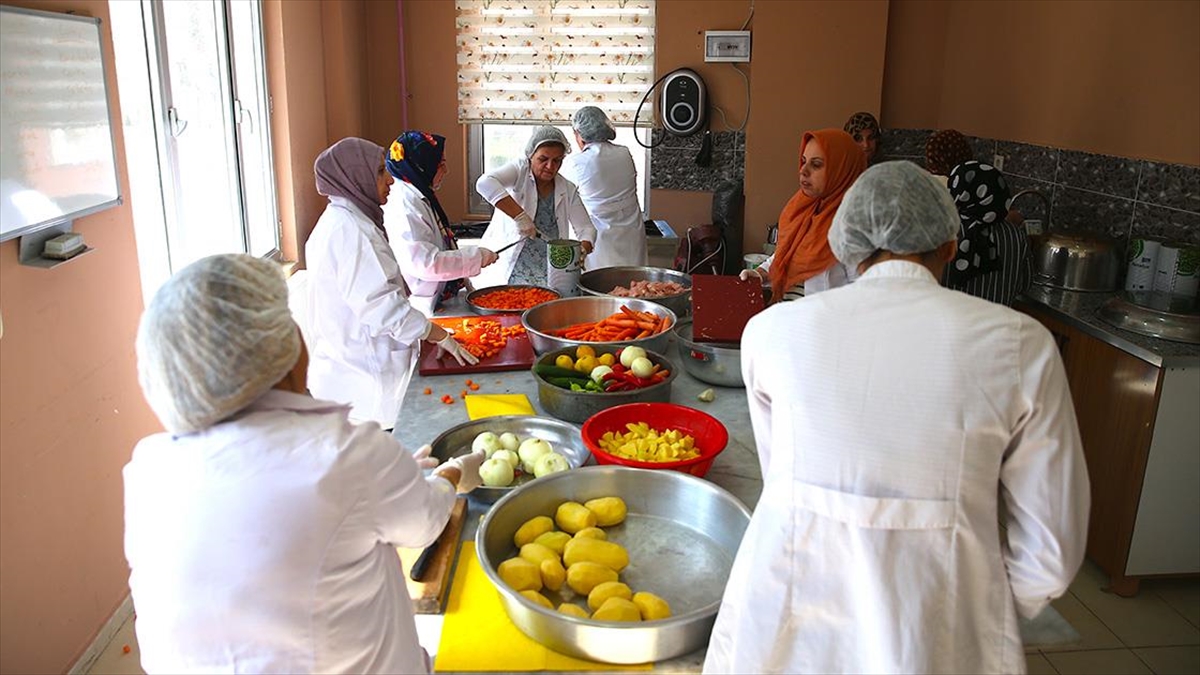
[741,129,867,301]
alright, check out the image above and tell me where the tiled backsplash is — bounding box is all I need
[879,129,1200,249]
[649,130,745,191]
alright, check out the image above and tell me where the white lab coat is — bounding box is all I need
[305,196,431,429]
[125,390,456,674]
[704,261,1090,675]
[559,141,647,269]
[473,157,598,288]
[754,251,857,297]
[383,181,485,316]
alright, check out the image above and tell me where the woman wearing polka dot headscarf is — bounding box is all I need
[943,160,1031,305]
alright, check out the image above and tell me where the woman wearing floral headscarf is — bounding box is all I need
[943,160,1031,306]
[925,129,975,184]
[739,129,868,300]
[843,111,881,164]
[383,131,498,316]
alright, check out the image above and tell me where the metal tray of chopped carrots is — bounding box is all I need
[466,285,561,315]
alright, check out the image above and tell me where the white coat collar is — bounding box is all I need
[243,389,352,416]
[858,260,939,284]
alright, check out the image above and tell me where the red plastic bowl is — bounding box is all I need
[581,402,729,478]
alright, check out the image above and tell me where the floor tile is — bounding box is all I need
[85,616,144,675]
[1146,579,1200,629]
[1070,564,1200,647]
[1045,648,1152,675]
[1133,645,1200,675]
[1039,592,1123,652]
[1027,653,1059,674]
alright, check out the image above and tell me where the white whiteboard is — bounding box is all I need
[0,5,121,242]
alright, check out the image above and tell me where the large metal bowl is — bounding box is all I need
[533,347,678,423]
[476,466,751,664]
[426,415,588,504]
[466,284,560,315]
[672,318,744,387]
[521,296,677,356]
[577,266,693,317]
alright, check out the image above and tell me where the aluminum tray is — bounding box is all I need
[466,285,560,315]
[476,466,751,664]
[532,347,678,423]
[577,266,692,317]
[426,415,588,504]
[521,296,676,356]
[672,318,743,388]
[1097,291,1200,344]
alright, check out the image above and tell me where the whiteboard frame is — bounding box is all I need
[0,4,124,243]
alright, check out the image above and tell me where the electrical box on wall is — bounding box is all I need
[704,31,751,63]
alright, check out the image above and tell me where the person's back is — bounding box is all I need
[945,217,1032,305]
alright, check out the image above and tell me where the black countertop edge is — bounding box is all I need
[1015,287,1200,369]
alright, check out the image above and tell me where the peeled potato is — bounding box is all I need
[591,596,641,622]
[584,497,627,527]
[540,558,566,592]
[587,581,633,611]
[533,530,572,555]
[566,561,618,595]
[519,589,553,609]
[498,557,542,592]
[563,537,629,572]
[519,542,560,568]
[558,603,589,618]
[573,527,608,541]
[513,516,555,548]
[632,591,672,620]
[555,501,597,534]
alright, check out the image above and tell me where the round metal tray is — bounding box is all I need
[521,296,676,356]
[466,285,561,315]
[1097,291,1200,344]
[532,347,678,423]
[476,466,751,664]
[577,266,692,317]
[672,318,744,388]
[425,415,588,503]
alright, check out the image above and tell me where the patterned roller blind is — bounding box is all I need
[455,0,655,125]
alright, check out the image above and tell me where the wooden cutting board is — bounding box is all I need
[417,314,537,376]
[691,274,765,343]
[397,497,468,614]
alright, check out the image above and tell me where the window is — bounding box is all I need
[110,0,278,302]
[466,124,650,217]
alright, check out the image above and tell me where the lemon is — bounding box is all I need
[597,353,615,366]
[574,355,599,374]
[575,345,596,359]
[555,354,575,369]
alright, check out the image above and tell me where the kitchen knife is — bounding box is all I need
[493,232,543,255]
[410,530,443,581]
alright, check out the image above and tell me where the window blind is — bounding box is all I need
[455,0,655,125]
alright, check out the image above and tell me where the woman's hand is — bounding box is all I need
[739,267,765,282]
[514,212,537,238]
[580,240,594,256]
[433,449,487,493]
[479,248,499,268]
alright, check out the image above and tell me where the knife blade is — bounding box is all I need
[409,536,441,581]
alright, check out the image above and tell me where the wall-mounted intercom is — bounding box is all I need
[660,69,706,137]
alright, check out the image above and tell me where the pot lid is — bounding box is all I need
[1097,291,1200,344]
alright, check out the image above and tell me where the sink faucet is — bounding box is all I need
[1009,189,1052,231]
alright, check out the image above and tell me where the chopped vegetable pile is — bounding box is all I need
[535,346,669,393]
[431,317,526,359]
[473,286,559,311]
[547,305,671,342]
[597,422,700,463]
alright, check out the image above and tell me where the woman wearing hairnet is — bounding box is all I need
[126,254,486,674]
[473,125,597,288]
[705,162,1089,675]
[383,131,499,316]
[304,137,476,430]
[559,107,647,269]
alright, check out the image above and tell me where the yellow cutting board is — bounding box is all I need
[464,393,536,420]
[435,542,651,672]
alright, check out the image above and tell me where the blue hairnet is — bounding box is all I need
[572,106,617,143]
[524,126,571,158]
[829,161,960,269]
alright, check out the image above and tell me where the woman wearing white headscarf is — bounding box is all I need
[559,106,647,269]
[304,137,476,430]
[704,162,1089,675]
[473,125,597,288]
[126,253,485,674]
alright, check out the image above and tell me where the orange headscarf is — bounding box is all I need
[769,129,867,301]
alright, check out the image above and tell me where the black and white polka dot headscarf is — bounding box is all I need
[947,160,1010,284]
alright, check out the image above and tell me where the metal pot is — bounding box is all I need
[576,266,692,317]
[1030,230,1121,292]
[532,347,678,423]
[672,318,743,388]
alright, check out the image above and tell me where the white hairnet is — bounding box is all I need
[829,160,960,269]
[525,125,571,157]
[136,254,301,435]
[572,106,617,143]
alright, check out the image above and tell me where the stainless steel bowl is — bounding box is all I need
[1031,230,1122,292]
[672,318,744,388]
[476,466,751,664]
[577,266,693,317]
[1098,291,1200,344]
[521,296,677,356]
[533,347,678,423]
[426,415,588,504]
[465,284,560,315]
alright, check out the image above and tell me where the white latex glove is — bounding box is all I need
[739,267,764,282]
[437,333,479,366]
[412,444,439,470]
[514,211,537,238]
[434,449,487,493]
[479,247,499,268]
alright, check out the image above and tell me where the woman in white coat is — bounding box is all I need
[126,253,486,674]
[559,106,646,269]
[705,162,1090,675]
[383,131,498,316]
[473,126,597,289]
[305,138,476,429]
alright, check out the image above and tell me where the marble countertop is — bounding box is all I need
[1017,286,1200,368]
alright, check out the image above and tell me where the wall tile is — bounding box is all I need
[1005,175,1055,224]
[968,136,997,165]
[878,128,930,157]
[650,147,744,191]
[1138,161,1200,213]
[1052,185,1135,241]
[997,141,1060,182]
[650,129,742,152]
[878,155,926,169]
[1132,203,1200,246]
[1058,150,1140,198]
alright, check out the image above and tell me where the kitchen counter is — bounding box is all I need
[1016,286,1200,368]
[392,300,761,672]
